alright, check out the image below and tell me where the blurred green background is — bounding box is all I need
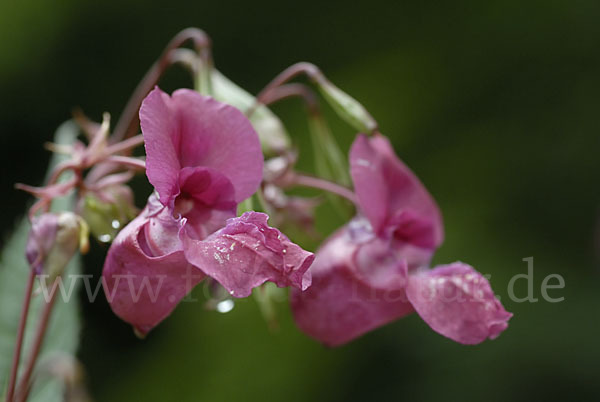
[1,0,599,401]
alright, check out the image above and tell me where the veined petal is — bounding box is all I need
[139,87,181,206]
[290,223,413,347]
[141,194,183,256]
[170,89,263,202]
[406,262,512,345]
[350,133,443,250]
[102,199,205,335]
[181,212,313,298]
[140,87,264,204]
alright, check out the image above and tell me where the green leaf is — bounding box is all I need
[0,121,82,402]
[211,69,291,156]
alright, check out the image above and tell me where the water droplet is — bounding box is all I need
[214,252,225,265]
[216,299,234,313]
[98,234,112,243]
[111,219,121,229]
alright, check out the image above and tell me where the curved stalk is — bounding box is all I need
[290,173,356,205]
[111,28,211,143]
[15,282,59,402]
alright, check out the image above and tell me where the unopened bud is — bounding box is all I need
[313,74,378,134]
[26,212,83,281]
[80,185,137,243]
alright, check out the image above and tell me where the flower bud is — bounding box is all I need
[80,185,137,243]
[26,212,83,281]
[313,74,378,134]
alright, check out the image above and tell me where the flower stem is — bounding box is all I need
[5,270,36,402]
[103,155,146,171]
[291,173,357,204]
[14,280,59,402]
[103,134,144,156]
[247,83,320,117]
[111,28,211,143]
[255,62,378,133]
[255,62,322,104]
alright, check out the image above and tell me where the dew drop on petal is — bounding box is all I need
[356,158,371,167]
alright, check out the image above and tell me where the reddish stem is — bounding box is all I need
[103,155,146,170]
[5,270,36,402]
[103,134,144,156]
[248,83,320,117]
[111,28,211,143]
[255,62,323,105]
[291,173,356,204]
[15,281,59,402]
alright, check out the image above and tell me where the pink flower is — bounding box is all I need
[103,88,313,335]
[182,211,313,298]
[291,134,511,346]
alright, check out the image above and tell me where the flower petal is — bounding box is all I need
[102,200,205,335]
[406,262,512,344]
[170,89,263,202]
[140,88,264,204]
[181,212,313,298]
[139,87,181,206]
[350,134,443,250]
[141,194,184,256]
[176,166,237,239]
[290,223,413,347]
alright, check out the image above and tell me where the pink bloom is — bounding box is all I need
[406,263,511,345]
[103,196,203,335]
[291,134,511,346]
[182,211,313,298]
[103,88,313,335]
